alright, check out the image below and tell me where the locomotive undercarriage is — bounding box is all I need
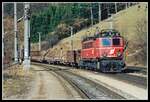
[100,60,125,72]
[79,58,125,72]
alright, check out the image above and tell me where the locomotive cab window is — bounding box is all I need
[113,38,120,45]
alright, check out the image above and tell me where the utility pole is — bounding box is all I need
[70,26,73,67]
[107,4,113,29]
[2,3,4,68]
[17,15,24,64]
[70,26,73,51]
[109,14,113,29]
[28,14,30,58]
[60,48,63,63]
[19,45,22,64]
[23,2,30,69]
[38,32,41,51]
[14,2,18,63]
[78,4,81,17]
[115,2,117,13]
[126,2,128,9]
[98,3,101,23]
[90,4,93,26]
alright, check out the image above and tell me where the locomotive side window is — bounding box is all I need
[113,38,120,45]
[102,38,111,46]
[83,42,93,49]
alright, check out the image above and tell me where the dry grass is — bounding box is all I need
[3,64,33,77]
[3,65,35,99]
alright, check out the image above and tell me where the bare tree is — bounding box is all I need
[134,17,147,65]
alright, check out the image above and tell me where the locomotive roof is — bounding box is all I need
[101,29,119,32]
[82,29,121,42]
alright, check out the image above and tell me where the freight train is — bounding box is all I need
[31,29,128,72]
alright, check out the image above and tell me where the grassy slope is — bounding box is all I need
[45,3,147,66]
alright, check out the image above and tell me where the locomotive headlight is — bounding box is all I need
[117,51,122,57]
[102,52,107,57]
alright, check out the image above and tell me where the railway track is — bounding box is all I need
[32,62,125,99]
[105,73,147,89]
[77,67,147,89]
[78,69,147,89]
[85,67,147,89]
[45,71,87,99]
[31,63,89,99]
[125,66,147,75]
[57,64,147,88]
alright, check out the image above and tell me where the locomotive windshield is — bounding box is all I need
[100,29,120,37]
[102,38,111,46]
[101,38,121,46]
[113,38,120,45]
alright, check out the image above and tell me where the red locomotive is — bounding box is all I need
[79,29,127,72]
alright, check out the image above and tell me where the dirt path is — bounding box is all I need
[27,65,82,100]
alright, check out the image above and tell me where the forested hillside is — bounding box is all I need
[30,3,137,43]
[4,3,137,44]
